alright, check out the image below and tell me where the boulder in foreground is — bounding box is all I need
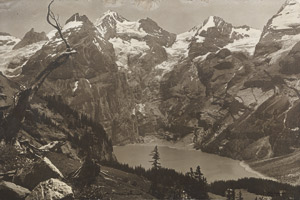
[25,178,73,200]
[13,157,63,190]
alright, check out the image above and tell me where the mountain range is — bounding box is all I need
[1,0,300,185]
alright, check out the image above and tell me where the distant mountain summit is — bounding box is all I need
[188,16,261,58]
[94,9,175,74]
[13,28,48,50]
[94,10,176,45]
[94,10,127,40]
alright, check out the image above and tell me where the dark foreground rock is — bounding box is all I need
[0,181,30,200]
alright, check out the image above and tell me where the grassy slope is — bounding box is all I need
[249,149,300,185]
[46,152,154,199]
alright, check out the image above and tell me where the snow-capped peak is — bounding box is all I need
[104,9,117,15]
[94,10,128,38]
[201,16,218,32]
[62,21,83,32]
[191,16,226,34]
[95,10,126,27]
[225,26,262,55]
[61,13,92,33]
[103,10,121,19]
[268,0,300,30]
[95,10,149,39]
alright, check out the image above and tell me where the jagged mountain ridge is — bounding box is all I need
[1,0,300,184]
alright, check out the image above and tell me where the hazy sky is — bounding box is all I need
[0,0,286,38]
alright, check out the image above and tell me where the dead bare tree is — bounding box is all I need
[0,0,76,142]
[47,0,70,50]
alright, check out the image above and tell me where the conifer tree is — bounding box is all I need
[149,146,161,170]
[195,165,204,182]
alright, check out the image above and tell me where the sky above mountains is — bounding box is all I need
[0,0,285,38]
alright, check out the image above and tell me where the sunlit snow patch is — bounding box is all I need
[224,27,261,56]
[116,20,147,38]
[109,37,150,70]
[270,0,300,30]
[268,34,300,64]
[0,41,45,77]
[73,81,79,92]
[63,21,83,32]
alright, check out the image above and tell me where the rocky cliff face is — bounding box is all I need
[191,1,300,183]
[94,11,177,137]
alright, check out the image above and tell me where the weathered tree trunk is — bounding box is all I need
[1,52,75,142]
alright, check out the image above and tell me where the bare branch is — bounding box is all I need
[47,0,71,50]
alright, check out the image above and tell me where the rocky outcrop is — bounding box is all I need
[25,178,74,200]
[0,181,31,200]
[19,95,115,162]
[13,28,48,50]
[13,157,63,190]
[279,41,300,74]
[139,17,176,47]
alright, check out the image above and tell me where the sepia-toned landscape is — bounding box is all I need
[1,0,300,199]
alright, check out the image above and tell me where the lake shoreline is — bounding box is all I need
[131,135,277,182]
[239,161,277,181]
[114,136,277,183]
